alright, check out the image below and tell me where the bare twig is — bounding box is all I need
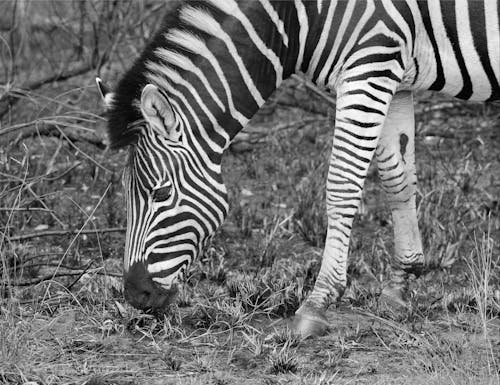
[5,262,97,271]
[9,120,106,149]
[0,207,51,212]
[66,260,93,291]
[0,162,80,191]
[0,147,29,297]
[0,61,103,119]
[54,124,111,172]
[291,74,337,106]
[8,227,126,242]
[13,268,122,286]
[231,117,330,152]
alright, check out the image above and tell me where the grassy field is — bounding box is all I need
[1,1,499,384]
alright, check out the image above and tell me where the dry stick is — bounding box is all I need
[0,61,100,119]
[0,162,80,190]
[0,207,51,212]
[0,164,66,227]
[6,252,66,267]
[352,309,423,341]
[0,116,72,137]
[291,74,337,105]
[66,260,93,291]
[0,120,36,136]
[44,162,81,182]
[7,262,98,271]
[0,154,30,297]
[234,117,330,149]
[10,120,106,149]
[14,268,122,287]
[39,184,113,300]
[8,227,126,242]
[0,98,101,136]
[54,123,111,172]
[0,120,110,178]
[25,182,65,228]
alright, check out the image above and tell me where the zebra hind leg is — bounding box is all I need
[376,91,424,309]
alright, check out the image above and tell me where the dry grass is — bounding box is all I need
[1,1,499,384]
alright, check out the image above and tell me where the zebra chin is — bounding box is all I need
[123,261,179,311]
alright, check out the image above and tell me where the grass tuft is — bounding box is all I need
[268,342,299,374]
[268,326,302,348]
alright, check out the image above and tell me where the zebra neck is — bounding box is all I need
[144,1,307,171]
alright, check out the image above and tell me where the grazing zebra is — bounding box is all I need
[97,0,499,336]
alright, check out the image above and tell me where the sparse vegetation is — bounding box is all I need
[1,1,499,384]
[268,342,300,374]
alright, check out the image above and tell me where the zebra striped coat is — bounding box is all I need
[98,0,499,336]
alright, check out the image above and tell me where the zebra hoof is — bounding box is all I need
[379,286,409,310]
[291,309,329,338]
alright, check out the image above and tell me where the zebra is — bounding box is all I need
[96,0,499,337]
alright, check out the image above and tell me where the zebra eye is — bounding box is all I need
[152,183,172,202]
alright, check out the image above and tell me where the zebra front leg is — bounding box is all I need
[376,91,424,308]
[292,79,400,337]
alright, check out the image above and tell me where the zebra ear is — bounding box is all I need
[140,84,179,141]
[96,77,115,109]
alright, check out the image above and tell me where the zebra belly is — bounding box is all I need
[413,0,500,102]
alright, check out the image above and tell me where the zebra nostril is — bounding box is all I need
[124,262,176,311]
[125,285,158,311]
[139,290,152,305]
[124,262,154,310]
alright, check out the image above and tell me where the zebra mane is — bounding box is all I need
[106,0,212,149]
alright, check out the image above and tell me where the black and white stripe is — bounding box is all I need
[103,0,499,313]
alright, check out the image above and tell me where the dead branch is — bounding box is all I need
[230,117,330,153]
[0,61,102,119]
[8,227,126,242]
[66,260,94,291]
[13,268,122,286]
[8,120,106,148]
[6,262,96,271]
[0,207,52,212]
[291,74,337,106]
[0,162,80,188]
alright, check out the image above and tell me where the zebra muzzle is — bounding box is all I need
[124,261,178,311]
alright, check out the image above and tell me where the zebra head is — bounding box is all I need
[97,79,229,311]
